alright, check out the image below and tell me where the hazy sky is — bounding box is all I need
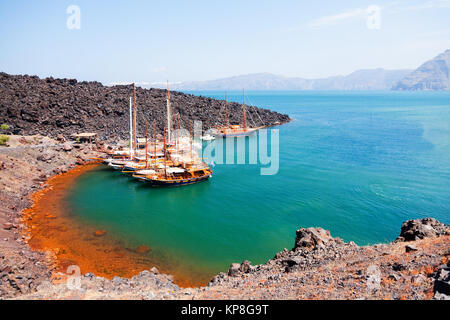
[1,0,450,84]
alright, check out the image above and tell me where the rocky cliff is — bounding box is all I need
[392,49,450,91]
[0,73,290,140]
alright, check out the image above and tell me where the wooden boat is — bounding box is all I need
[122,120,165,174]
[216,125,260,137]
[132,83,213,187]
[102,147,135,164]
[216,90,261,138]
[122,158,149,172]
[107,159,128,170]
[103,90,137,166]
[133,165,212,187]
[104,85,156,171]
[122,154,165,173]
[102,154,127,165]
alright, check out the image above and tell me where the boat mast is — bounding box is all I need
[153,120,157,169]
[163,128,167,179]
[189,121,193,165]
[145,119,148,169]
[129,97,133,160]
[175,114,179,154]
[242,89,246,131]
[133,83,137,155]
[225,92,229,127]
[167,81,172,143]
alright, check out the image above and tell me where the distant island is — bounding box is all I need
[150,49,450,91]
[153,69,412,91]
[392,49,450,91]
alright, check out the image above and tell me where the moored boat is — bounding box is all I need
[132,83,213,187]
[201,134,216,141]
[101,82,213,187]
[107,159,128,170]
[216,125,260,137]
[133,166,212,186]
[216,90,263,138]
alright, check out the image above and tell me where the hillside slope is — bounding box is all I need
[392,50,450,91]
[0,73,289,140]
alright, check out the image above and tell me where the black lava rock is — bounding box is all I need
[0,73,290,140]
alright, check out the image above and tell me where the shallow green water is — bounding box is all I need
[66,91,450,280]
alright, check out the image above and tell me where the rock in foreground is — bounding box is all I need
[10,216,450,300]
[396,218,448,242]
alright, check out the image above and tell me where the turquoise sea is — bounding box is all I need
[66,91,450,282]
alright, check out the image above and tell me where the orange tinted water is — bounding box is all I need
[22,164,207,287]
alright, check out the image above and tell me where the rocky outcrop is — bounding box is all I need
[396,218,448,242]
[433,263,450,299]
[294,227,333,250]
[0,137,104,299]
[0,73,290,140]
[227,260,253,277]
[392,49,450,91]
[7,212,450,300]
[205,219,448,300]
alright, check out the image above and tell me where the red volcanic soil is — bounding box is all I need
[22,163,206,288]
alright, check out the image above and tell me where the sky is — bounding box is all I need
[1,0,450,85]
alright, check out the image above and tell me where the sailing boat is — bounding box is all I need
[106,92,137,170]
[122,119,155,173]
[216,90,261,137]
[132,82,213,187]
[105,84,154,171]
[132,128,213,186]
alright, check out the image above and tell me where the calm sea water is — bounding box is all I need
[66,91,450,279]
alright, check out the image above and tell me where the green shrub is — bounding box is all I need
[0,134,9,146]
[1,124,10,131]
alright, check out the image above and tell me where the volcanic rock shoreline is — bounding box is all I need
[0,73,448,300]
[0,72,290,140]
[0,137,448,300]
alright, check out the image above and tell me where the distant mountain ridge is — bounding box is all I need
[152,69,412,91]
[147,49,450,91]
[392,49,450,91]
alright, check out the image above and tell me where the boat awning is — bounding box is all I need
[124,161,139,167]
[135,169,156,175]
[166,167,186,174]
